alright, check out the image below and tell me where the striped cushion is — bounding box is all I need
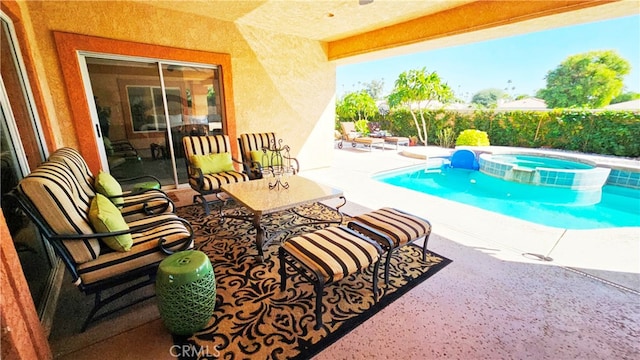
[188,171,249,191]
[183,135,249,191]
[239,133,276,164]
[352,208,431,248]
[18,161,100,263]
[282,227,380,283]
[76,214,193,286]
[48,147,175,220]
[183,135,234,160]
[48,147,96,199]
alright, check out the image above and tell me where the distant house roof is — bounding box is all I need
[408,100,473,110]
[605,99,640,110]
[497,98,547,110]
[445,102,474,110]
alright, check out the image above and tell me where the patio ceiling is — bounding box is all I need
[126,1,640,63]
[139,0,472,41]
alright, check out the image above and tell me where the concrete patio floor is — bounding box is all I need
[306,144,640,292]
[301,144,639,359]
[52,144,639,359]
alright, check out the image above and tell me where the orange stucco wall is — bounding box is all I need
[18,0,336,171]
[1,210,52,359]
[1,0,56,158]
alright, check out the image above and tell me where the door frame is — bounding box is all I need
[53,31,237,176]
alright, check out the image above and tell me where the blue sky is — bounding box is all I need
[337,15,640,102]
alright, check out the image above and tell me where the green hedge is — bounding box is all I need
[383,109,640,157]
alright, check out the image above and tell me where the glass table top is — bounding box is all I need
[220,175,343,215]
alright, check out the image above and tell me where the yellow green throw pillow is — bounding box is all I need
[95,170,124,206]
[250,150,282,167]
[190,153,234,174]
[89,193,132,252]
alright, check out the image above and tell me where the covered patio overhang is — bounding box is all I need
[4,1,638,173]
[1,1,638,358]
[140,1,639,64]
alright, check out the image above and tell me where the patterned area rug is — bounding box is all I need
[174,202,451,360]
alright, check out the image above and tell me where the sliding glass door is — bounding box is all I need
[82,55,224,188]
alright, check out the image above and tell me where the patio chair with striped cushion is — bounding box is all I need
[6,159,194,332]
[48,147,175,220]
[182,135,249,214]
[238,132,299,180]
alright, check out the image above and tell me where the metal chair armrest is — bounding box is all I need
[117,174,162,187]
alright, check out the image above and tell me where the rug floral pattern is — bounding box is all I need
[174,202,451,360]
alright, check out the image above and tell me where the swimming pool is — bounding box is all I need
[375,165,640,229]
[478,153,610,190]
[483,154,594,170]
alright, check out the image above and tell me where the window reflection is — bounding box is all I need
[86,57,224,187]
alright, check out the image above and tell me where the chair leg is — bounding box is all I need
[81,275,156,332]
[384,251,393,285]
[193,194,210,215]
[422,235,431,262]
[314,281,324,330]
[372,260,380,302]
[202,199,210,215]
[278,248,287,291]
[82,291,103,332]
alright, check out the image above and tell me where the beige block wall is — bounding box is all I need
[21,0,335,169]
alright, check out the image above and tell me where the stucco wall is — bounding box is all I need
[22,0,335,169]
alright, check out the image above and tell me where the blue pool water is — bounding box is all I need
[376,166,640,229]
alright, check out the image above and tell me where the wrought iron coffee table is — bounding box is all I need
[219,175,345,261]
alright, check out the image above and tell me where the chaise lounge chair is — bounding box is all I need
[103,137,141,169]
[338,122,384,151]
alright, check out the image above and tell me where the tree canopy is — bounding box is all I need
[361,79,385,100]
[387,67,453,145]
[471,88,508,108]
[335,90,378,122]
[536,50,631,108]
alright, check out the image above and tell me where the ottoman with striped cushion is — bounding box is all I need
[347,208,432,284]
[278,226,382,329]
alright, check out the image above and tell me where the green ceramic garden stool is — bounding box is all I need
[156,250,216,336]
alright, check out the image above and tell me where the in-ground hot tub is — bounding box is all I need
[478,153,611,190]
